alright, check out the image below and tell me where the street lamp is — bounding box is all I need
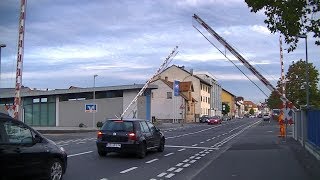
[93,74,98,128]
[0,44,6,87]
[298,34,309,109]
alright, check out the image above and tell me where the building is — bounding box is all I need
[153,65,212,122]
[150,78,196,123]
[195,73,222,116]
[221,88,236,117]
[243,100,259,114]
[0,84,157,127]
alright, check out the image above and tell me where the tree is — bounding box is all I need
[222,103,230,115]
[266,79,283,109]
[245,0,320,52]
[285,59,320,108]
[249,108,255,115]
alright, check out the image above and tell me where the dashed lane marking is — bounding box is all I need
[165,173,175,178]
[176,163,183,167]
[167,167,176,172]
[146,158,159,164]
[120,167,138,174]
[178,148,186,152]
[183,163,191,168]
[191,144,198,146]
[174,168,184,173]
[165,145,219,150]
[68,151,93,157]
[190,160,197,163]
[157,172,167,177]
[164,152,174,157]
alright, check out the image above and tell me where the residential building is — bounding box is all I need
[150,78,196,123]
[221,88,236,117]
[243,100,259,114]
[154,65,212,122]
[195,73,222,116]
[0,84,157,127]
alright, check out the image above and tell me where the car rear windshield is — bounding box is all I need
[102,120,134,132]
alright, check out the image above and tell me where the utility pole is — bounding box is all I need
[93,74,98,128]
[0,44,6,88]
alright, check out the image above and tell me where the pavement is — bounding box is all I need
[193,120,320,180]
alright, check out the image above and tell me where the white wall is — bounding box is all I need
[151,80,184,121]
[122,90,139,119]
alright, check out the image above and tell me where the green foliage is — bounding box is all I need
[249,108,255,115]
[267,79,283,109]
[245,0,320,52]
[222,103,230,115]
[285,60,320,108]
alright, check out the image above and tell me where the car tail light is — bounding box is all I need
[128,132,137,141]
[97,131,103,139]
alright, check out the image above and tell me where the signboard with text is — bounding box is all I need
[85,104,97,113]
[174,80,180,96]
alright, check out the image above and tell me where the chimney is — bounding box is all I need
[165,76,168,81]
[190,69,193,75]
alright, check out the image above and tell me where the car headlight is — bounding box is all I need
[60,146,65,152]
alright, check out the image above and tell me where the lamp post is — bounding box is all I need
[298,35,309,109]
[0,44,6,88]
[93,74,98,128]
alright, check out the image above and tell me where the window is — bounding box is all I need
[201,96,202,101]
[41,98,48,103]
[102,121,134,132]
[146,121,156,133]
[33,98,40,103]
[187,105,190,112]
[3,121,33,144]
[151,92,154,99]
[140,121,150,133]
[167,92,172,99]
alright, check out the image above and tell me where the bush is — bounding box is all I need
[96,121,103,128]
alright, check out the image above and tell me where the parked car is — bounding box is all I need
[207,116,222,125]
[96,119,165,159]
[263,114,271,121]
[257,114,263,118]
[249,115,255,118]
[0,113,67,180]
[200,115,210,123]
[222,116,231,121]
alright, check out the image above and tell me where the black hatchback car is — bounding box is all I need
[0,113,67,180]
[96,119,165,158]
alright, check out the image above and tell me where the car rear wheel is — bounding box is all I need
[157,139,165,152]
[47,159,63,180]
[137,142,146,159]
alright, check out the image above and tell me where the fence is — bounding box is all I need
[307,111,320,148]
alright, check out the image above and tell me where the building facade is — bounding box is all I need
[150,78,196,123]
[154,65,212,122]
[195,73,222,116]
[221,88,236,117]
[0,84,157,127]
[243,100,259,115]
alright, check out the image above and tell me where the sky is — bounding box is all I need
[0,0,319,103]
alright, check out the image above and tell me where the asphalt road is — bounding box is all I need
[45,118,261,180]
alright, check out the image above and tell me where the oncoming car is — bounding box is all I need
[96,119,165,158]
[207,116,222,125]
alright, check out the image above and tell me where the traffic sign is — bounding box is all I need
[85,104,97,113]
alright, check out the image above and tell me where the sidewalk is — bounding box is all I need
[193,120,320,180]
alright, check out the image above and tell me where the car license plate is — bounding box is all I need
[106,143,121,148]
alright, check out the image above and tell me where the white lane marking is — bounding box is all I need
[190,160,197,163]
[183,159,190,163]
[146,158,159,164]
[200,154,206,157]
[183,163,191,168]
[205,151,210,154]
[209,150,213,152]
[100,178,108,180]
[167,167,176,172]
[164,152,174,157]
[222,133,228,136]
[191,144,198,147]
[178,148,186,152]
[176,163,184,167]
[120,167,138,174]
[165,145,219,150]
[76,141,86,144]
[211,137,216,140]
[195,157,201,160]
[67,151,93,157]
[165,173,175,178]
[150,179,157,180]
[195,153,200,156]
[59,144,69,147]
[217,135,221,137]
[200,141,204,144]
[189,156,195,159]
[157,172,167,177]
[212,120,261,148]
[174,168,184,173]
[206,139,211,141]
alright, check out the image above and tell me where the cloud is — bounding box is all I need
[250,25,271,35]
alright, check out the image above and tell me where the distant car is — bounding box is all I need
[207,116,222,125]
[263,114,271,121]
[0,113,67,180]
[96,119,165,159]
[222,116,231,121]
[249,115,255,118]
[258,114,262,118]
[200,115,210,123]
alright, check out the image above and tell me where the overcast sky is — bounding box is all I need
[0,0,319,103]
